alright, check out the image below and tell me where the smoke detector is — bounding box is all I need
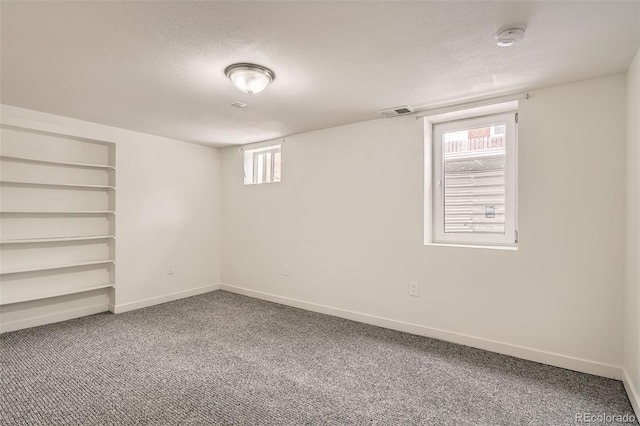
[495,27,526,47]
[377,105,415,118]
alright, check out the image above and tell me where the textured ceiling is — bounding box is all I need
[1,1,639,147]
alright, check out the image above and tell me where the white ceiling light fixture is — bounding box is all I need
[495,27,526,47]
[225,63,275,95]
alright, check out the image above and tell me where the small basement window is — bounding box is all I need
[425,102,518,248]
[243,144,281,185]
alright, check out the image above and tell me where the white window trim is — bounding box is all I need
[242,143,281,185]
[423,100,518,248]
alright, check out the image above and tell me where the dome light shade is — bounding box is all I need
[225,63,275,95]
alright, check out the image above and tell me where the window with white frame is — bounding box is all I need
[243,144,281,185]
[430,110,517,247]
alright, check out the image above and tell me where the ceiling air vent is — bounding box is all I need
[376,105,415,118]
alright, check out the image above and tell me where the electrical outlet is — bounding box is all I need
[283,264,290,276]
[168,264,174,275]
[409,281,419,297]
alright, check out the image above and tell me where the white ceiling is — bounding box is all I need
[1,1,639,147]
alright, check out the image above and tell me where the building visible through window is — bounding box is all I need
[442,123,507,235]
[431,110,517,247]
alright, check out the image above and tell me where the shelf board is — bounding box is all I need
[1,235,114,244]
[0,211,115,215]
[0,283,115,306]
[1,259,114,275]
[0,155,115,170]
[0,180,115,190]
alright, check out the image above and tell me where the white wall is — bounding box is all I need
[0,71,633,394]
[114,128,221,311]
[221,73,627,378]
[0,105,221,330]
[625,49,640,413]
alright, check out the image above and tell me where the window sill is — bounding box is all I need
[243,180,281,186]
[425,242,518,251]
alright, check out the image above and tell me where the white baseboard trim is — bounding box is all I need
[220,283,623,380]
[111,283,221,314]
[0,303,109,333]
[623,369,640,417]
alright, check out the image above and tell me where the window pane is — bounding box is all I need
[265,152,272,182]
[442,124,506,235]
[274,152,281,182]
[255,153,265,184]
[244,144,282,185]
[492,124,505,136]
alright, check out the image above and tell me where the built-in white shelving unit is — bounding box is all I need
[0,124,116,306]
